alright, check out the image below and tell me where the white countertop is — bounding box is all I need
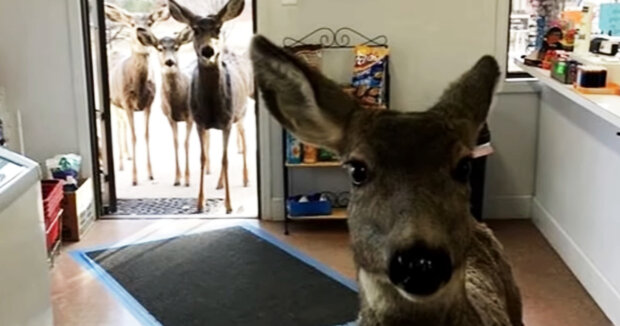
[514,59,620,129]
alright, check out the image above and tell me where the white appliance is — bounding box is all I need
[0,147,53,326]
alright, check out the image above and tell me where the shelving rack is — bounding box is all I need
[281,27,390,235]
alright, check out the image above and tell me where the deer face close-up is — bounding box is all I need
[168,0,244,66]
[251,35,522,325]
[153,27,193,74]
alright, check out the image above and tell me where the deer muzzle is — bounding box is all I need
[165,59,176,67]
[201,46,215,59]
[388,244,452,297]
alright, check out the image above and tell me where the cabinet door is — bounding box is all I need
[536,87,620,311]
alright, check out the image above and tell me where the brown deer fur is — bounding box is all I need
[105,3,168,185]
[168,0,253,213]
[250,35,523,326]
[141,26,206,186]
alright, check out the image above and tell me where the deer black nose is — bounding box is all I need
[201,46,215,59]
[388,245,452,296]
[165,59,175,67]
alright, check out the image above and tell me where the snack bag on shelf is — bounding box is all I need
[352,45,389,109]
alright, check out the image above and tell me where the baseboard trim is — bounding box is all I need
[483,196,532,219]
[532,198,620,325]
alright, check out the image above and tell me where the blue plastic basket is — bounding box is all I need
[287,194,332,217]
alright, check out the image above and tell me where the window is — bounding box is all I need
[507,0,534,77]
[507,0,614,78]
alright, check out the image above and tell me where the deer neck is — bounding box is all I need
[162,70,180,88]
[162,70,187,102]
[196,59,223,96]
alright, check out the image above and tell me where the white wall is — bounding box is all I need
[484,82,540,219]
[258,0,500,110]
[0,0,92,177]
[257,0,540,220]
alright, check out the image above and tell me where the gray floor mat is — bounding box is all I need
[86,226,359,326]
[114,198,223,216]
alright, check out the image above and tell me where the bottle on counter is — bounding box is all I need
[574,4,594,55]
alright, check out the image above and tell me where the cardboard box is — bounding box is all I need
[62,178,95,241]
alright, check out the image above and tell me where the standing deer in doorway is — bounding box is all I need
[105,3,169,185]
[168,0,252,214]
[140,26,207,186]
[251,36,523,326]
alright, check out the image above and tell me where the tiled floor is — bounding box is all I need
[50,219,611,326]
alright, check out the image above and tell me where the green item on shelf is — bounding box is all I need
[318,148,337,161]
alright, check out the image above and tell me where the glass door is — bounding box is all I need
[81,0,117,214]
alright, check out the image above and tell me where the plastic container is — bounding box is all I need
[576,66,608,88]
[41,180,64,227]
[286,132,303,164]
[303,144,318,164]
[287,194,332,217]
[45,210,61,251]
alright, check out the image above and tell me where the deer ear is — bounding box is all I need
[215,0,245,23]
[251,35,358,152]
[168,0,198,25]
[104,3,133,25]
[136,28,158,47]
[176,26,193,45]
[431,55,500,139]
[149,4,170,24]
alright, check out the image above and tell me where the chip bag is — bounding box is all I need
[352,45,389,109]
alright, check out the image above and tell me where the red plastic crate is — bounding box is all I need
[45,210,61,252]
[42,180,63,227]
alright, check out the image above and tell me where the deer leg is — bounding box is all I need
[196,126,207,213]
[170,119,181,186]
[205,129,211,175]
[236,123,243,154]
[216,157,224,190]
[145,108,153,181]
[116,109,125,171]
[237,122,249,187]
[184,119,193,187]
[221,127,232,214]
[126,109,138,186]
[121,109,131,161]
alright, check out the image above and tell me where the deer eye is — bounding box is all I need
[346,160,369,187]
[452,157,472,183]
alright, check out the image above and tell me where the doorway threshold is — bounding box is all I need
[102,197,256,219]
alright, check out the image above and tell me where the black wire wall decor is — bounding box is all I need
[281,26,391,107]
[283,27,388,49]
[280,27,391,235]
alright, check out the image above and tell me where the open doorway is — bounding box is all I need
[83,0,258,219]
